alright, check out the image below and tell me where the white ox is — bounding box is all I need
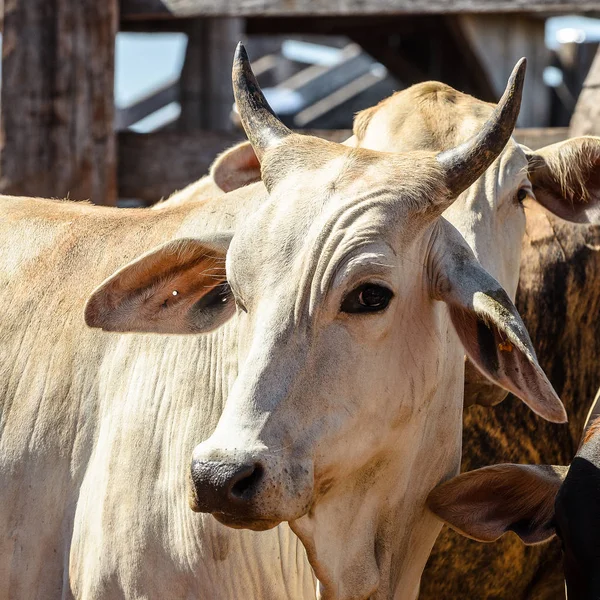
[0,47,563,600]
[187,82,600,408]
[351,87,600,406]
[84,47,563,598]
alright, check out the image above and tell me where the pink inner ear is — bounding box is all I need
[213,143,261,192]
[449,305,566,423]
[84,238,233,335]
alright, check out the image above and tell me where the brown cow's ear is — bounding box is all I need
[525,137,600,224]
[210,141,261,192]
[85,236,234,334]
[431,219,567,423]
[427,464,568,545]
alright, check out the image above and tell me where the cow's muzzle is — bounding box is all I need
[190,459,263,510]
[188,447,314,529]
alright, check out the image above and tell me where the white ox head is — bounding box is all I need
[349,81,600,408]
[352,82,600,297]
[85,47,566,599]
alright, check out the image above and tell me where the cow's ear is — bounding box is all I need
[432,219,567,423]
[427,464,567,545]
[525,137,600,224]
[210,141,261,192]
[85,236,234,334]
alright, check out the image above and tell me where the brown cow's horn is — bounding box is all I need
[232,42,291,161]
[437,58,527,198]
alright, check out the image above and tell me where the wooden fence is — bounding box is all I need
[120,0,600,18]
[0,0,592,206]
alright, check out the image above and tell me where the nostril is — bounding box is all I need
[230,463,264,499]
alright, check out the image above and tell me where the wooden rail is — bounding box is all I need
[120,0,600,19]
[118,127,570,203]
[116,79,179,130]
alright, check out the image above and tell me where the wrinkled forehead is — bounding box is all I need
[261,135,408,192]
[262,135,445,203]
[228,138,445,286]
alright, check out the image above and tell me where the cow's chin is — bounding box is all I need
[211,512,282,531]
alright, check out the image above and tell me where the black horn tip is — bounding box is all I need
[231,41,273,115]
[232,42,257,91]
[234,41,249,66]
[509,57,527,94]
[231,41,292,161]
[501,58,527,109]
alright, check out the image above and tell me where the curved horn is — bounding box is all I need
[232,42,291,160]
[437,58,527,198]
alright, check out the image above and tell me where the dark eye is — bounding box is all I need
[193,282,232,312]
[341,284,393,314]
[517,188,528,203]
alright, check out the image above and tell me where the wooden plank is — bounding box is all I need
[514,127,569,148]
[570,46,600,136]
[443,17,497,101]
[118,129,352,201]
[294,71,386,127]
[352,17,498,102]
[118,127,568,203]
[349,34,428,89]
[245,15,433,36]
[177,17,243,131]
[119,130,242,202]
[1,0,118,204]
[116,79,179,130]
[454,15,550,127]
[553,41,598,126]
[580,48,600,89]
[278,46,379,121]
[121,0,600,19]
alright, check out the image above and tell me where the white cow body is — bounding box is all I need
[3,187,457,600]
[0,193,315,600]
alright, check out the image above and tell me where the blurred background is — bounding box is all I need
[2,2,600,207]
[114,16,600,132]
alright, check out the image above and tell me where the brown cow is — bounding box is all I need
[427,389,600,600]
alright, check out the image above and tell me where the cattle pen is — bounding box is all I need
[3,1,600,600]
[0,0,598,207]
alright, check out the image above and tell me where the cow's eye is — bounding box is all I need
[341,284,393,314]
[195,282,232,311]
[517,188,528,203]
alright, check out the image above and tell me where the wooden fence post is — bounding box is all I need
[0,0,118,205]
[454,14,550,126]
[570,46,600,136]
[178,17,244,132]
